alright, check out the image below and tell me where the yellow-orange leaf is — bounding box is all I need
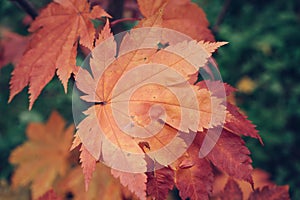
[76,27,226,167]
[9,111,74,199]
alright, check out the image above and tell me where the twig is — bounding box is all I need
[212,0,232,34]
[110,17,140,27]
[10,0,38,20]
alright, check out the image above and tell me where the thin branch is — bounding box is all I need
[212,0,232,34]
[10,0,38,20]
[110,17,140,27]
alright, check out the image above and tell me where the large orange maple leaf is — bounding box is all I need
[8,0,110,109]
[74,21,226,199]
[9,111,74,199]
[75,25,226,164]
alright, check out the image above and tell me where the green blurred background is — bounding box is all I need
[1,0,300,199]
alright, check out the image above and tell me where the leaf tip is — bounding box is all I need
[7,95,13,104]
[8,86,18,104]
[28,101,33,111]
[70,133,82,151]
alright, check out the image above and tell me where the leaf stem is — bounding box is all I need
[110,18,140,27]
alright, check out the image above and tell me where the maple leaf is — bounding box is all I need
[220,179,243,200]
[197,129,254,184]
[137,0,214,41]
[9,111,74,199]
[76,26,226,160]
[74,21,227,200]
[248,185,290,200]
[224,103,263,144]
[8,0,110,109]
[146,166,174,200]
[174,144,214,200]
[0,30,29,69]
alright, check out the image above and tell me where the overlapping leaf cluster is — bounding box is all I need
[4,0,291,199]
[10,112,289,200]
[73,0,262,199]
[9,112,289,200]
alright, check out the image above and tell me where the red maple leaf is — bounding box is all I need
[146,166,174,200]
[0,30,29,69]
[9,0,110,109]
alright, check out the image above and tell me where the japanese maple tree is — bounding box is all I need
[1,0,291,199]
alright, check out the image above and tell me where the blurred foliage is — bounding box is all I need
[0,180,29,200]
[1,0,300,199]
[0,0,73,183]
